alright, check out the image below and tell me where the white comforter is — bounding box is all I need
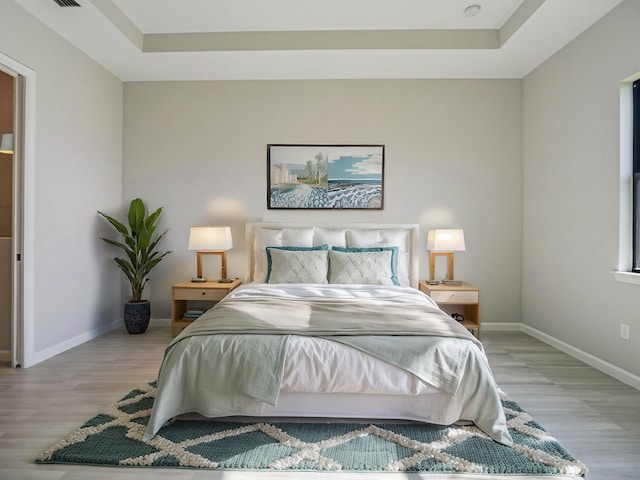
[145,284,512,446]
[281,335,435,394]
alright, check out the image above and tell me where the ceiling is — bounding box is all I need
[15,0,623,81]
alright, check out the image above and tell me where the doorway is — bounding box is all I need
[0,70,14,366]
[0,50,32,369]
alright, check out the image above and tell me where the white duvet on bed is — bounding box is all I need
[145,284,512,446]
[247,333,502,430]
[282,336,435,395]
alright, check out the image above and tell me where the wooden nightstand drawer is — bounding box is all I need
[430,290,478,304]
[173,288,227,301]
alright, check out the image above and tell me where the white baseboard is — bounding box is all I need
[521,324,640,391]
[28,318,122,367]
[26,318,169,367]
[482,322,522,331]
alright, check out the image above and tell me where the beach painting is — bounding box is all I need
[268,144,384,209]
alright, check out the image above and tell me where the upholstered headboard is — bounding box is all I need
[245,222,419,287]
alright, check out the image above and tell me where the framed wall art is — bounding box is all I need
[267,144,384,210]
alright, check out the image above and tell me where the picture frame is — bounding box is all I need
[267,144,385,210]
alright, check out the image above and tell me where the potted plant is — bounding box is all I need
[98,198,172,334]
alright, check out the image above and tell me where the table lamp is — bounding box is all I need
[426,229,465,285]
[188,226,233,283]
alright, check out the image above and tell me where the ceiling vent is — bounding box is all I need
[52,0,81,6]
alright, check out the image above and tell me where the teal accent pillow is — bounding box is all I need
[265,244,329,284]
[329,246,400,286]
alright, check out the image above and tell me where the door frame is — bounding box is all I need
[0,52,36,368]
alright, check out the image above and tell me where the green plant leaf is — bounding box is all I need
[97,211,129,237]
[114,257,135,282]
[146,229,169,260]
[145,208,162,230]
[99,237,128,251]
[139,224,154,250]
[128,198,145,234]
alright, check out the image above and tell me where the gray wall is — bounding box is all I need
[0,2,123,362]
[123,79,523,325]
[522,0,640,377]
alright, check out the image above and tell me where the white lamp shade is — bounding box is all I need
[426,229,465,252]
[0,133,14,154]
[188,226,233,251]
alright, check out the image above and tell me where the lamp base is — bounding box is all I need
[191,277,207,283]
[218,278,234,283]
[443,279,462,286]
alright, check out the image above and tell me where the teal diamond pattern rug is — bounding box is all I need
[37,382,587,476]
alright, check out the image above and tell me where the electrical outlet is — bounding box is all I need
[620,323,630,340]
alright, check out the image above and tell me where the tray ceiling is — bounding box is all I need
[14,0,624,81]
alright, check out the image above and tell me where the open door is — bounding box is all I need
[0,55,27,368]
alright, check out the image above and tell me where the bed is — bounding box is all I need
[144,223,512,447]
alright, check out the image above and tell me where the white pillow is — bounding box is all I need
[253,228,314,282]
[346,229,410,286]
[329,249,396,286]
[266,248,329,284]
[313,228,347,248]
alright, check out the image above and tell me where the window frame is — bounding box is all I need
[633,79,640,272]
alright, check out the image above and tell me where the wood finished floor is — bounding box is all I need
[0,326,638,479]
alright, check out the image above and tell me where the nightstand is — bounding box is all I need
[171,279,242,336]
[418,281,481,339]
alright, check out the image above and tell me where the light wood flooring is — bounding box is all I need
[0,326,639,479]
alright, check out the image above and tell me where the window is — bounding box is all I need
[614,76,640,283]
[633,79,640,271]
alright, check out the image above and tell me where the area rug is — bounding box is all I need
[37,382,586,476]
